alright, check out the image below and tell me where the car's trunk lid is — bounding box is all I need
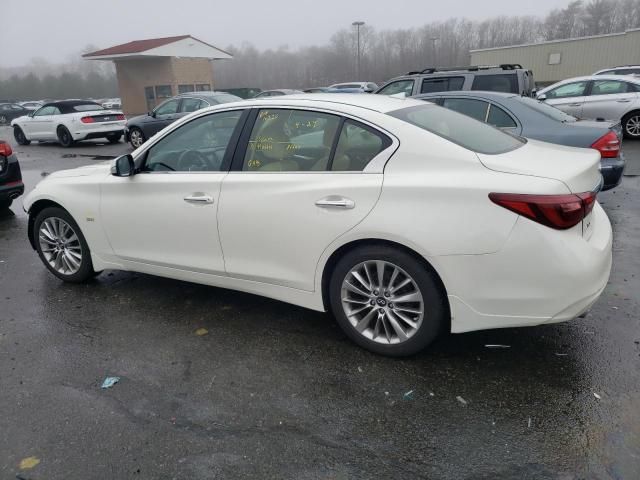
[476,138,602,194]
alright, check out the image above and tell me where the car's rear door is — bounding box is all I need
[101,109,248,274]
[217,107,395,291]
[580,79,639,121]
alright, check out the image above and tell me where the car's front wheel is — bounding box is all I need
[33,207,96,282]
[128,127,145,149]
[623,111,640,139]
[57,126,74,148]
[106,133,122,144]
[13,126,31,145]
[329,245,447,356]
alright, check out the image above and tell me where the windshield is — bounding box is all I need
[73,104,104,112]
[389,104,524,155]
[518,97,577,123]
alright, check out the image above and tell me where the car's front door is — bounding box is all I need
[25,106,57,138]
[542,81,589,118]
[144,99,181,139]
[580,79,640,121]
[218,107,392,291]
[100,109,247,273]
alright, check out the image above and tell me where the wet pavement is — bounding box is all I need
[1,127,639,479]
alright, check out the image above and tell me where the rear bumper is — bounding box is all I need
[439,203,612,333]
[71,123,126,141]
[0,181,24,201]
[600,154,625,191]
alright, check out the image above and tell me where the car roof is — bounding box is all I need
[176,91,239,98]
[233,93,427,114]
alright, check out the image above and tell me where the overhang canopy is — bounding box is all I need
[83,35,233,61]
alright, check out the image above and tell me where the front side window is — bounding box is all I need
[180,98,203,113]
[332,120,390,171]
[242,109,341,171]
[389,104,524,155]
[154,99,179,116]
[487,105,517,128]
[143,110,244,172]
[442,98,489,122]
[590,80,630,95]
[33,106,56,116]
[421,77,465,94]
[546,81,588,99]
[471,74,518,93]
[378,80,415,96]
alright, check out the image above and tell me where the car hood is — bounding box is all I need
[44,161,112,179]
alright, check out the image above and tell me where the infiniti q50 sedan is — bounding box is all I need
[23,94,612,356]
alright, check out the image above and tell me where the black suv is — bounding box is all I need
[375,64,535,97]
[0,141,24,210]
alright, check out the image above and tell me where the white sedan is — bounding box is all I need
[11,100,126,147]
[23,94,612,356]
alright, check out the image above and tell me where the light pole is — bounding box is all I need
[431,37,439,67]
[352,21,365,80]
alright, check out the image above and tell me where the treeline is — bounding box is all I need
[0,71,118,101]
[2,0,640,100]
[215,0,640,89]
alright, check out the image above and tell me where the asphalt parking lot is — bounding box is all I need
[1,127,639,479]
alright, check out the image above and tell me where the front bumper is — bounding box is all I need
[438,202,613,333]
[600,154,625,191]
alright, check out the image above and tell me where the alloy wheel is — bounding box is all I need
[38,217,83,275]
[340,260,424,345]
[626,116,640,137]
[130,129,144,148]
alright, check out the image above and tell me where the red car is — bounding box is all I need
[0,141,24,210]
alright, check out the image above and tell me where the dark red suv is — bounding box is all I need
[0,141,24,210]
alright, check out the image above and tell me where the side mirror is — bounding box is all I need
[111,154,136,177]
[149,110,157,118]
[537,94,547,101]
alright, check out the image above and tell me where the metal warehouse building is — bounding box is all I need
[470,29,640,85]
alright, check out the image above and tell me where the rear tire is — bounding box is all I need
[622,111,640,139]
[33,207,96,283]
[129,127,145,149]
[13,126,31,145]
[106,133,122,144]
[57,126,74,148]
[329,245,447,357]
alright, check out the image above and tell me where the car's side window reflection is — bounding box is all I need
[242,109,341,171]
[143,110,243,172]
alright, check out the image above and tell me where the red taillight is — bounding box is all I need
[591,131,619,158]
[81,116,95,124]
[489,191,597,230]
[116,114,125,120]
[0,141,12,157]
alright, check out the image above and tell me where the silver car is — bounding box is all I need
[537,75,640,139]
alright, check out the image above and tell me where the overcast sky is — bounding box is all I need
[2,0,568,67]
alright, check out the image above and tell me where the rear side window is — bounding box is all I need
[332,120,391,171]
[590,80,629,95]
[442,98,489,122]
[378,80,415,96]
[471,74,517,93]
[421,77,464,94]
[487,105,517,128]
[389,104,524,155]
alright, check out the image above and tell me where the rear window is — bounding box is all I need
[421,77,464,94]
[518,97,577,123]
[471,74,518,93]
[389,104,524,155]
[73,104,104,112]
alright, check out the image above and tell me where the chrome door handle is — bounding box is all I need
[568,103,582,107]
[315,196,355,209]
[616,99,631,103]
[184,194,214,204]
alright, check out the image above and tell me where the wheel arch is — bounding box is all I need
[320,238,450,327]
[27,199,68,250]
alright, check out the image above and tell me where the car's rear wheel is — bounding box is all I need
[106,133,122,144]
[33,207,96,283]
[57,126,74,148]
[13,126,31,145]
[622,112,640,139]
[129,127,145,149]
[0,115,7,125]
[329,245,447,356]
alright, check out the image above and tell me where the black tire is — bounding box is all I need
[57,126,74,148]
[0,198,12,210]
[0,114,7,125]
[106,133,122,144]
[329,245,447,357]
[33,207,97,283]
[622,111,640,139]
[128,127,145,149]
[13,126,31,145]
